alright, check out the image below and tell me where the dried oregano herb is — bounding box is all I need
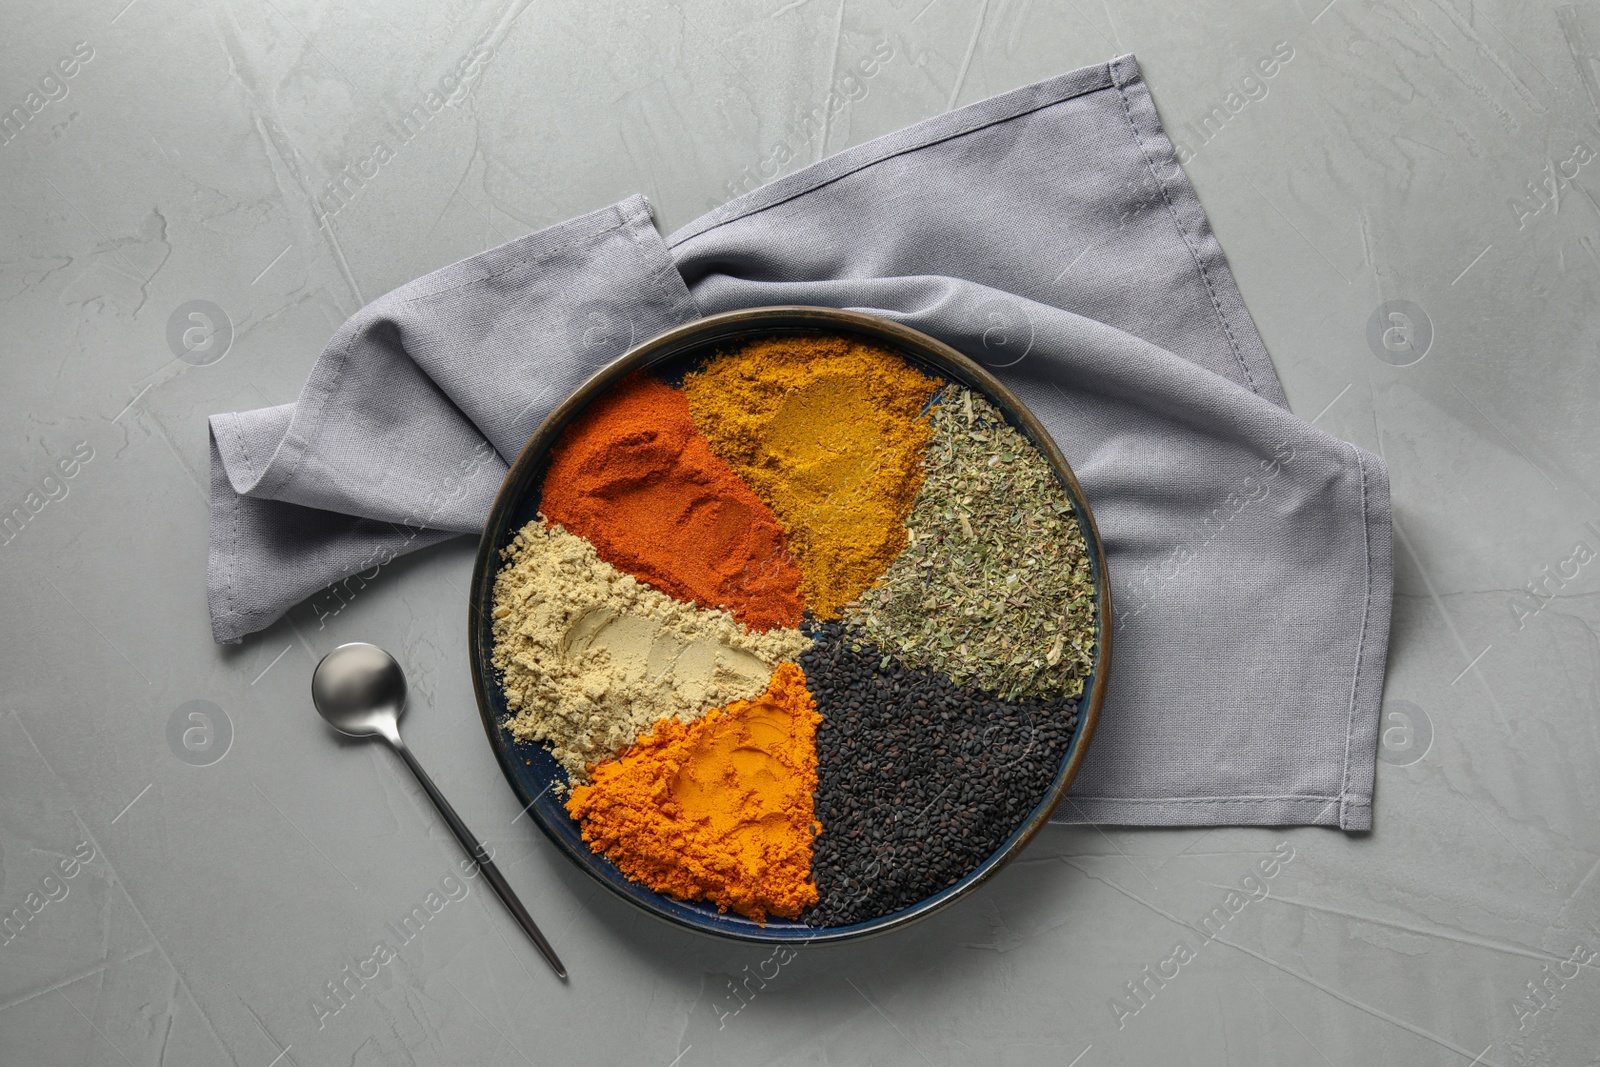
[844,386,1096,701]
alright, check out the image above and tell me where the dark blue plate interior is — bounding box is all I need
[468,307,1111,944]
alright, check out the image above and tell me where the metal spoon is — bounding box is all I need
[311,641,567,980]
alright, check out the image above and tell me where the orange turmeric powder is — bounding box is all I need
[564,662,821,921]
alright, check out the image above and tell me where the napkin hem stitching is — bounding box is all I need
[219,416,253,630]
[1110,65,1261,399]
[663,66,1119,249]
[627,205,701,326]
[391,208,637,307]
[1339,442,1375,830]
[1049,795,1360,827]
[1064,794,1348,803]
[208,424,247,638]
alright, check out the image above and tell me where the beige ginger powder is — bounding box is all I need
[491,520,808,781]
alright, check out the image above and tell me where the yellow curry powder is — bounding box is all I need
[564,663,822,921]
[682,335,941,618]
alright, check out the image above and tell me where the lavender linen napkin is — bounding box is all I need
[209,55,1391,830]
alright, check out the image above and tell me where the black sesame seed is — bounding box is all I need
[799,621,1080,927]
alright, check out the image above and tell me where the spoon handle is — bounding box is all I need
[390,738,568,979]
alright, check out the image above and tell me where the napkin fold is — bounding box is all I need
[210,55,1391,830]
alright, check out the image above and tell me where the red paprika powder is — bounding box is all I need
[541,373,805,631]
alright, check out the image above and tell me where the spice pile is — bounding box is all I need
[682,336,938,619]
[542,373,805,631]
[565,663,822,922]
[799,622,1080,926]
[490,333,1098,926]
[847,388,1096,700]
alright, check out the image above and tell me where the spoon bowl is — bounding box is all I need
[311,642,407,740]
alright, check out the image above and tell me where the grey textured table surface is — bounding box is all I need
[4,1,1598,1064]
